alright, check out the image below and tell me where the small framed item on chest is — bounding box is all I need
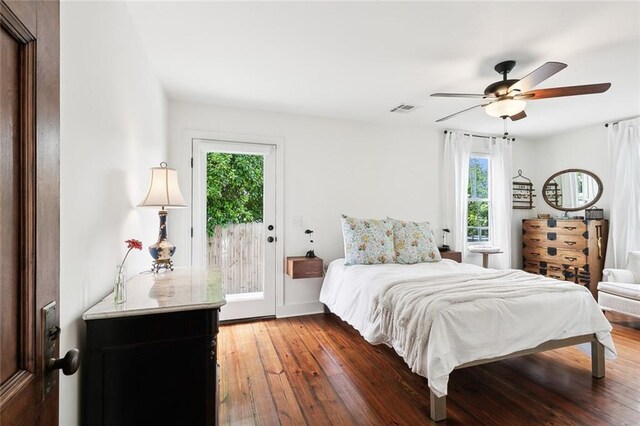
[585,206,604,220]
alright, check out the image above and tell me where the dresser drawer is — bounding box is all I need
[523,219,587,236]
[543,262,564,275]
[544,270,566,281]
[523,232,588,250]
[551,221,588,236]
[523,246,587,267]
[523,260,540,274]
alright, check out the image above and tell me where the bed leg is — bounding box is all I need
[429,390,447,422]
[591,340,605,378]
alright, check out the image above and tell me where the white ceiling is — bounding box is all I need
[125,1,640,139]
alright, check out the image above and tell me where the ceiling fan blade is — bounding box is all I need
[515,83,611,100]
[508,62,567,94]
[431,93,492,99]
[509,111,527,121]
[435,103,489,122]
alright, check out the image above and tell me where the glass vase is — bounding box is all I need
[114,264,127,304]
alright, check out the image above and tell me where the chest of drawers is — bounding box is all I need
[522,218,608,294]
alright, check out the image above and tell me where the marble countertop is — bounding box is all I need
[82,267,226,321]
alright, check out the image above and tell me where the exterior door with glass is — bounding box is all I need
[192,139,277,321]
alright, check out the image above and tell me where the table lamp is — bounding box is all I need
[138,162,187,272]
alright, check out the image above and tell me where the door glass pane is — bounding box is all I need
[206,152,264,296]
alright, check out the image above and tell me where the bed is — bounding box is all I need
[319,258,616,421]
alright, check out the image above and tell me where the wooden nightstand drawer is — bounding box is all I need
[286,256,324,279]
[440,251,462,263]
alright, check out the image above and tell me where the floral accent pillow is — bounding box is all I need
[341,215,395,265]
[388,218,442,264]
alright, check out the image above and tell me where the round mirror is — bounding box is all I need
[542,169,603,212]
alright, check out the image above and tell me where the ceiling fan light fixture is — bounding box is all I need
[485,99,527,118]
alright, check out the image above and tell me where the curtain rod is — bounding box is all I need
[604,116,640,127]
[443,130,516,142]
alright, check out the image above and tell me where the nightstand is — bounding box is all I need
[286,256,324,278]
[440,251,462,263]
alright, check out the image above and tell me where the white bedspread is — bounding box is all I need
[319,259,616,397]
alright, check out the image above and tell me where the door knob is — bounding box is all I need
[48,349,80,376]
[267,225,274,231]
[267,236,276,243]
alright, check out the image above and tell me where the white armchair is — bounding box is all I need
[597,252,640,319]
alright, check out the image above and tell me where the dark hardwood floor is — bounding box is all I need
[218,313,640,425]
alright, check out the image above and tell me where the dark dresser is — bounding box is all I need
[82,268,226,425]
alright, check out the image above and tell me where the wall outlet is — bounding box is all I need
[291,215,303,227]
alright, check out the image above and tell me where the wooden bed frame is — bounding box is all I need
[429,333,606,422]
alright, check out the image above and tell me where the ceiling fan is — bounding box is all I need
[431,60,611,123]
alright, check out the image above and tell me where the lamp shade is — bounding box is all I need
[138,162,187,208]
[485,99,527,118]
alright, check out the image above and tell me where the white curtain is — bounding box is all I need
[583,174,598,205]
[605,118,640,268]
[442,131,472,254]
[489,137,513,269]
[561,172,579,208]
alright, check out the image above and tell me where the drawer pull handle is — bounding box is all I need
[564,241,576,246]
[550,266,561,271]
[530,253,540,257]
[564,256,577,261]
[550,274,562,279]
[530,238,540,242]
[531,225,541,229]
[563,226,577,231]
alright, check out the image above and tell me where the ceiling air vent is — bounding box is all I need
[390,104,420,114]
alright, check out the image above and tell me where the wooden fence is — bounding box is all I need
[208,222,264,295]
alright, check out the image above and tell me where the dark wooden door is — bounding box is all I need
[0,1,66,424]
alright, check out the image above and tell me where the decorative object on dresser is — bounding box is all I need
[287,256,324,279]
[512,169,536,209]
[522,218,608,294]
[82,268,225,426]
[585,206,604,220]
[440,251,462,263]
[138,162,187,272]
[114,239,143,304]
[542,169,603,214]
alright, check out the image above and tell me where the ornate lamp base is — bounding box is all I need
[149,209,176,273]
[151,258,174,273]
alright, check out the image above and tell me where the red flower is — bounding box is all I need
[119,239,143,274]
[126,239,143,250]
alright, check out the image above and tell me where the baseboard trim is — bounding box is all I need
[276,302,324,318]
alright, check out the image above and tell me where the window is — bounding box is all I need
[467,155,490,242]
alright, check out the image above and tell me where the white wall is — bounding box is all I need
[529,124,610,216]
[60,3,168,425]
[168,101,444,316]
[511,138,538,268]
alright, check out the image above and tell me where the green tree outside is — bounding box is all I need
[206,153,264,236]
[468,157,490,241]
